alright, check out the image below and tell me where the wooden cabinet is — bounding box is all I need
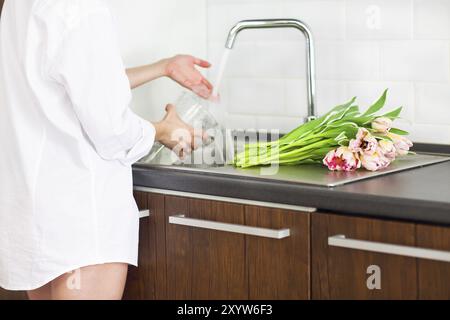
[312,213,450,300]
[164,196,310,300]
[416,225,450,299]
[312,213,417,299]
[165,196,248,300]
[123,192,166,300]
[123,190,449,301]
[246,206,310,300]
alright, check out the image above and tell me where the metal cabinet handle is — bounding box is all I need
[139,210,150,219]
[169,214,290,239]
[329,235,450,263]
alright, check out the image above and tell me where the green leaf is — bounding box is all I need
[336,116,375,126]
[326,104,359,125]
[389,128,409,135]
[334,131,347,142]
[326,121,360,129]
[278,98,357,145]
[362,89,388,117]
[381,107,403,120]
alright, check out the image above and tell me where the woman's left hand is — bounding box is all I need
[164,55,213,99]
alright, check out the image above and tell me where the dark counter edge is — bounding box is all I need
[132,165,450,227]
[412,142,450,155]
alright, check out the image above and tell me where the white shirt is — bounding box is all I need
[0,0,155,290]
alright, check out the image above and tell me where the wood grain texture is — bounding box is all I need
[165,196,191,299]
[190,199,247,300]
[246,206,310,300]
[123,191,157,300]
[312,213,418,300]
[150,193,167,299]
[165,196,248,300]
[417,225,450,300]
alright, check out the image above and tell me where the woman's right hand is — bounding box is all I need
[153,104,205,159]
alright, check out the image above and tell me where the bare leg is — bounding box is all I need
[27,282,51,300]
[50,263,128,300]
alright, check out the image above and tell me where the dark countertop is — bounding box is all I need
[133,144,450,226]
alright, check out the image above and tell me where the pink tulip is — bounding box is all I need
[323,147,361,172]
[360,149,391,172]
[372,117,393,133]
[378,140,396,161]
[388,132,413,156]
[349,128,378,155]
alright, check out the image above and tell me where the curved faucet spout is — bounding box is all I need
[225,19,317,121]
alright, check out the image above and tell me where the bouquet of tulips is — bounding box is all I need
[233,89,413,172]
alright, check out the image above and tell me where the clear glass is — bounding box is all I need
[142,92,231,166]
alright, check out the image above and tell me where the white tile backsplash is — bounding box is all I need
[316,41,381,80]
[315,80,349,115]
[224,113,257,130]
[416,83,450,125]
[207,1,286,43]
[110,0,450,144]
[283,1,346,40]
[414,0,450,40]
[285,79,308,117]
[204,0,450,143]
[408,124,450,144]
[346,0,413,40]
[109,0,208,121]
[285,79,349,117]
[228,78,285,115]
[380,41,450,82]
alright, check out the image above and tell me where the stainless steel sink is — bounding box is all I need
[137,131,450,187]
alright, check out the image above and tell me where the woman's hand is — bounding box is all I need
[153,104,206,159]
[126,55,213,98]
[163,55,213,99]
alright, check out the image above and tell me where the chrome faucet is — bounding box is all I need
[225,19,317,121]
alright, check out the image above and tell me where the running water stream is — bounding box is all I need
[211,48,232,98]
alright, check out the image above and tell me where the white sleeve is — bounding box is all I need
[49,8,155,166]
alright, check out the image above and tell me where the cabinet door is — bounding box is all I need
[246,206,310,300]
[123,192,164,300]
[165,196,248,300]
[312,213,417,300]
[417,225,450,299]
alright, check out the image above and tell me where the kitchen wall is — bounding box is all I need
[108,0,207,121]
[111,0,450,144]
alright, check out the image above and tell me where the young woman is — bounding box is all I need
[0,0,213,300]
